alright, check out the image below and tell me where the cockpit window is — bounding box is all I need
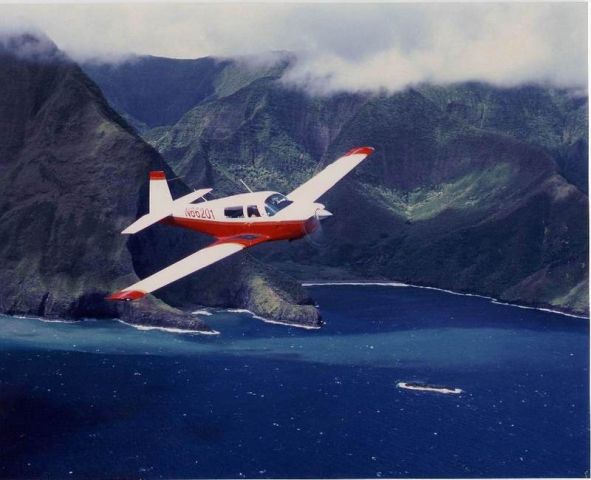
[264,194,293,217]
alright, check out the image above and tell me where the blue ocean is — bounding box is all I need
[0,285,588,478]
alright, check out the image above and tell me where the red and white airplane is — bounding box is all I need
[106,146,374,301]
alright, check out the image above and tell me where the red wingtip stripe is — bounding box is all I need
[149,171,166,180]
[344,146,375,157]
[105,290,146,301]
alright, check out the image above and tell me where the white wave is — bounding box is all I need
[37,318,79,324]
[225,309,321,330]
[256,317,321,330]
[302,281,408,287]
[10,314,78,324]
[191,309,213,316]
[115,319,219,335]
[303,281,493,300]
[490,300,588,319]
[410,285,493,300]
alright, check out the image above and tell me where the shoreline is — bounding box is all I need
[3,309,319,334]
[2,314,220,336]
[11,314,79,324]
[115,319,220,335]
[302,281,589,320]
[4,281,586,333]
[225,309,321,330]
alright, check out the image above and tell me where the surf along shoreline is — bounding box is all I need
[5,281,586,334]
[301,281,588,320]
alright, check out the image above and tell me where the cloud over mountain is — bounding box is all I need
[0,3,586,92]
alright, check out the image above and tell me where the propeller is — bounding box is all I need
[304,207,332,248]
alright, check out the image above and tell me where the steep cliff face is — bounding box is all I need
[0,35,320,329]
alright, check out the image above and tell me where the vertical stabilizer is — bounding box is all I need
[121,173,212,235]
[149,171,172,213]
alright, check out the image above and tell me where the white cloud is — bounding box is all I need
[0,2,586,92]
[281,3,587,93]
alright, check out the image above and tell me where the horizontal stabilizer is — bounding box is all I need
[122,211,170,234]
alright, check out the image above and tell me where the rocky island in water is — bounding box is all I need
[397,382,463,395]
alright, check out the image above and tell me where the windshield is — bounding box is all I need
[264,193,293,216]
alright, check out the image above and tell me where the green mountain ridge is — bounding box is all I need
[84,54,589,316]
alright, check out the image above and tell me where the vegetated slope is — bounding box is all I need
[417,83,589,193]
[87,56,589,316]
[0,35,319,329]
[83,54,289,131]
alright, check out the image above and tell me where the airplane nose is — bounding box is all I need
[316,208,333,220]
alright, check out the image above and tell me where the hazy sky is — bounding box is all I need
[0,2,587,93]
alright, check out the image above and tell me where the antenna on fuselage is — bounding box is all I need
[239,179,253,193]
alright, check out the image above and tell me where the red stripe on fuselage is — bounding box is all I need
[163,216,318,241]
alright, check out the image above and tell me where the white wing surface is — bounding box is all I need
[106,238,257,301]
[122,210,170,235]
[287,146,374,203]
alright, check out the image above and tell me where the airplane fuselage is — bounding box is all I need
[164,190,324,242]
[107,146,373,302]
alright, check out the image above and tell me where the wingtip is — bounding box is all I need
[105,290,146,301]
[344,146,375,156]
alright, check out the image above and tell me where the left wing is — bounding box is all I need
[106,235,267,301]
[287,146,374,203]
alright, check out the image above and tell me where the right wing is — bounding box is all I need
[286,146,374,203]
[106,235,267,301]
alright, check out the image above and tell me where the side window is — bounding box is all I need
[247,205,261,218]
[224,206,244,218]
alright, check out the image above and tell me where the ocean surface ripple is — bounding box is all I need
[0,285,588,478]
